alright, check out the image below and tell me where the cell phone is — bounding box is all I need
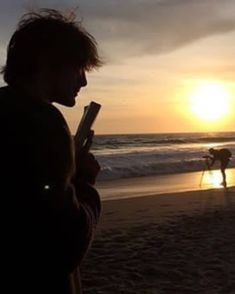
[74,101,101,149]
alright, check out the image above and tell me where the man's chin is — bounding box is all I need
[55,96,76,107]
[64,99,76,107]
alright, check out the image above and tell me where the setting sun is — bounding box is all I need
[189,82,230,121]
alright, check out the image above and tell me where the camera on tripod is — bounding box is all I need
[202,155,211,170]
[199,154,213,187]
[202,155,211,159]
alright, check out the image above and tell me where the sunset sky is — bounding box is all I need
[0,0,235,134]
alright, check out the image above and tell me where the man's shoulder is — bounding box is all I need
[0,85,67,128]
[0,86,71,143]
[219,148,232,157]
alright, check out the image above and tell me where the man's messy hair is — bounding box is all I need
[2,9,102,85]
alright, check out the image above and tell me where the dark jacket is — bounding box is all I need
[0,86,101,294]
[210,148,232,165]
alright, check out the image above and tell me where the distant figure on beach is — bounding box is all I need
[203,148,232,187]
[0,9,102,294]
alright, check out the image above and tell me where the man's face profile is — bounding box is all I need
[41,64,87,107]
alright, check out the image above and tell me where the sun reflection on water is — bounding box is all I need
[202,168,234,189]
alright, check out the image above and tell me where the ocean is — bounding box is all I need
[91,132,235,182]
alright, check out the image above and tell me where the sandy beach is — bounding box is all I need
[81,172,235,293]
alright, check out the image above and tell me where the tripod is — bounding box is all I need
[199,158,213,188]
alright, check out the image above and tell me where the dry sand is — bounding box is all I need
[81,187,235,294]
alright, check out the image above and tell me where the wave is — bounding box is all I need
[97,155,235,181]
[72,132,235,181]
[91,133,235,150]
[95,141,235,181]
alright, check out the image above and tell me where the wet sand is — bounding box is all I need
[97,168,235,201]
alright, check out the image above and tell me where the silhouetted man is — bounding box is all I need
[204,148,232,187]
[0,9,102,294]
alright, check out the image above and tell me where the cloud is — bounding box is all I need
[1,0,235,62]
[77,0,235,59]
[0,0,79,40]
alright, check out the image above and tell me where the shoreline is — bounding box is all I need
[96,167,235,201]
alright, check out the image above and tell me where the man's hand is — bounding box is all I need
[75,130,100,185]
